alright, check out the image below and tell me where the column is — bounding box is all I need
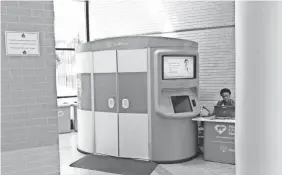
[235,1,282,175]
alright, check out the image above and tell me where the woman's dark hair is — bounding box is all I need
[220,88,231,96]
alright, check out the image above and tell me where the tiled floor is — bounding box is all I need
[162,158,235,175]
[59,132,235,175]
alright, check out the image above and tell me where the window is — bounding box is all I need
[54,0,89,98]
[56,50,77,97]
[54,0,86,48]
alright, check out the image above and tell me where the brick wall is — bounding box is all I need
[1,1,60,175]
[89,1,235,110]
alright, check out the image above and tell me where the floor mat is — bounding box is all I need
[70,154,158,175]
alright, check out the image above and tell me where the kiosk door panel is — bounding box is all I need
[119,113,149,159]
[117,49,149,159]
[118,74,148,159]
[95,112,118,156]
[93,50,118,156]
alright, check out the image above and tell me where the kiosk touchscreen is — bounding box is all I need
[171,96,193,113]
[154,50,200,118]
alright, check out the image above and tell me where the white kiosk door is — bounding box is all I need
[93,50,119,156]
[93,49,149,159]
[117,49,149,160]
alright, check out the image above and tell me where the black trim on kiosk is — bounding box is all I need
[154,151,201,164]
[77,147,91,155]
[76,148,201,164]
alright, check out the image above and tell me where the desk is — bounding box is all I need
[192,117,235,164]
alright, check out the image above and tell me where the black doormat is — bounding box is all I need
[70,154,158,175]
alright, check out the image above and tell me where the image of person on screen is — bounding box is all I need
[202,88,235,116]
[184,59,191,75]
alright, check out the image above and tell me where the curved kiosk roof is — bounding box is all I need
[76,36,198,52]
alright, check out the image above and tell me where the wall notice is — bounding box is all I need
[5,31,40,56]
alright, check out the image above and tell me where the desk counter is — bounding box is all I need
[193,117,235,165]
[192,117,235,124]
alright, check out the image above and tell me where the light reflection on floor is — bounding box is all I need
[59,132,235,175]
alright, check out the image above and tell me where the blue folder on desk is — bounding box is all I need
[214,106,235,118]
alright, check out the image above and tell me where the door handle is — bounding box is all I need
[108,98,115,108]
[121,98,129,109]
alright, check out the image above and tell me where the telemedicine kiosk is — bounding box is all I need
[75,36,200,163]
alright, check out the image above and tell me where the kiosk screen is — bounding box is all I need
[171,96,193,113]
[163,56,195,80]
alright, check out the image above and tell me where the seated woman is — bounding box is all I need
[202,88,235,117]
[198,88,235,154]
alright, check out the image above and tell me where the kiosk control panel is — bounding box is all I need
[154,49,200,118]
